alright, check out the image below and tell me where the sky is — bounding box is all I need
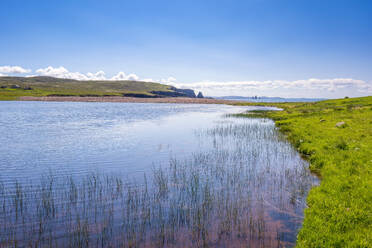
[1,0,371,98]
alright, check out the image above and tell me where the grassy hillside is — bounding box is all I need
[235,97,372,247]
[0,76,175,100]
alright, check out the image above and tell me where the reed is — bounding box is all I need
[0,117,316,247]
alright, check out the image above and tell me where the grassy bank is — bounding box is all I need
[0,87,123,100]
[236,96,372,247]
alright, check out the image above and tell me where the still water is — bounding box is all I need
[0,101,316,247]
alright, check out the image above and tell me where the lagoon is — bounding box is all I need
[0,101,316,247]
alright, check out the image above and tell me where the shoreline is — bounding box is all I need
[236,96,372,246]
[19,96,237,104]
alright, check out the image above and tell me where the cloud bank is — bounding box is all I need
[33,66,179,84]
[34,66,145,81]
[0,66,31,74]
[170,78,372,98]
[36,66,114,81]
[0,65,178,84]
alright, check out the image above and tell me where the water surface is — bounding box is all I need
[0,101,316,247]
[0,102,250,182]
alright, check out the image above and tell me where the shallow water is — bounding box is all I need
[0,101,316,247]
[0,102,248,182]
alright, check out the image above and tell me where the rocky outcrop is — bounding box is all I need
[122,93,158,98]
[150,87,198,98]
[150,91,186,98]
[169,87,196,98]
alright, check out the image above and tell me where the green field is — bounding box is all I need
[236,97,372,247]
[0,76,174,100]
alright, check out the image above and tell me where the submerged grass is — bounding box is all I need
[0,118,315,247]
[235,96,372,247]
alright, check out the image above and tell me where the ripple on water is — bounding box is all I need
[0,101,317,247]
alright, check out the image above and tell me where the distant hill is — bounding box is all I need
[0,76,199,100]
[215,96,326,102]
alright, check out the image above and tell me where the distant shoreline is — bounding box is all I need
[19,96,237,104]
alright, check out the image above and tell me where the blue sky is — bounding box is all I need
[1,0,371,98]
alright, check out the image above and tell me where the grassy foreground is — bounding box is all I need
[236,96,372,247]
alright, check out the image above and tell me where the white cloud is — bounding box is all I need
[35,66,142,81]
[86,71,106,80]
[170,78,372,98]
[126,73,139,81]
[4,65,159,83]
[161,77,177,84]
[0,65,31,74]
[111,72,126,80]
[0,73,5,77]
[144,77,177,84]
[111,71,140,81]
[142,78,155,82]
[36,66,90,80]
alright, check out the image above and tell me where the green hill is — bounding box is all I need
[0,76,197,100]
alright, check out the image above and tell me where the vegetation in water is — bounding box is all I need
[0,119,316,247]
[235,96,372,247]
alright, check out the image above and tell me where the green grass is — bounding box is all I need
[0,76,173,100]
[235,96,372,247]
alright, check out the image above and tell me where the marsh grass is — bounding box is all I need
[0,118,316,247]
[235,96,372,247]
